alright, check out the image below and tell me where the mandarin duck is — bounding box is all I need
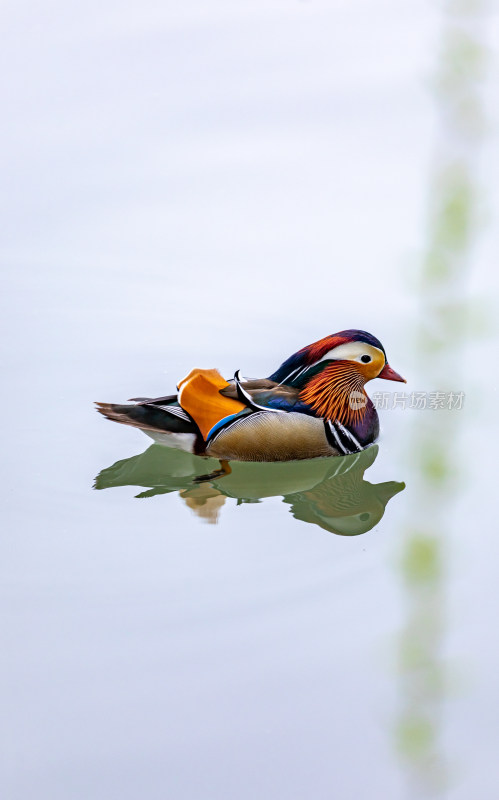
[96,329,405,462]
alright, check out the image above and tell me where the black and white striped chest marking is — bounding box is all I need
[324,419,363,456]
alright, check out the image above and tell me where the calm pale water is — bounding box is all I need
[1,2,498,799]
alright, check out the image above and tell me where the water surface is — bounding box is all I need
[1,2,497,799]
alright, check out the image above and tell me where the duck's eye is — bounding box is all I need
[360,355,371,363]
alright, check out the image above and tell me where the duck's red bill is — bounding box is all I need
[378,363,406,383]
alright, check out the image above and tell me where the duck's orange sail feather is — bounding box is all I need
[178,368,246,440]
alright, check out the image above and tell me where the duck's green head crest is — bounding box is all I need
[268,330,405,426]
[269,329,405,387]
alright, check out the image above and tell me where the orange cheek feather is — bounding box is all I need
[299,363,367,426]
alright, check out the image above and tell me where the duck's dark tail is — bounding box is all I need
[95,401,198,435]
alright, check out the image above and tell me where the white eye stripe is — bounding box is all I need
[315,342,384,365]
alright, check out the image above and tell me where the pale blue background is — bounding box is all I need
[1,2,498,798]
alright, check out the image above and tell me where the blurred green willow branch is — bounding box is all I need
[396,1,489,795]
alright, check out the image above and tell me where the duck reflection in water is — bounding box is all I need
[94,444,404,536]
